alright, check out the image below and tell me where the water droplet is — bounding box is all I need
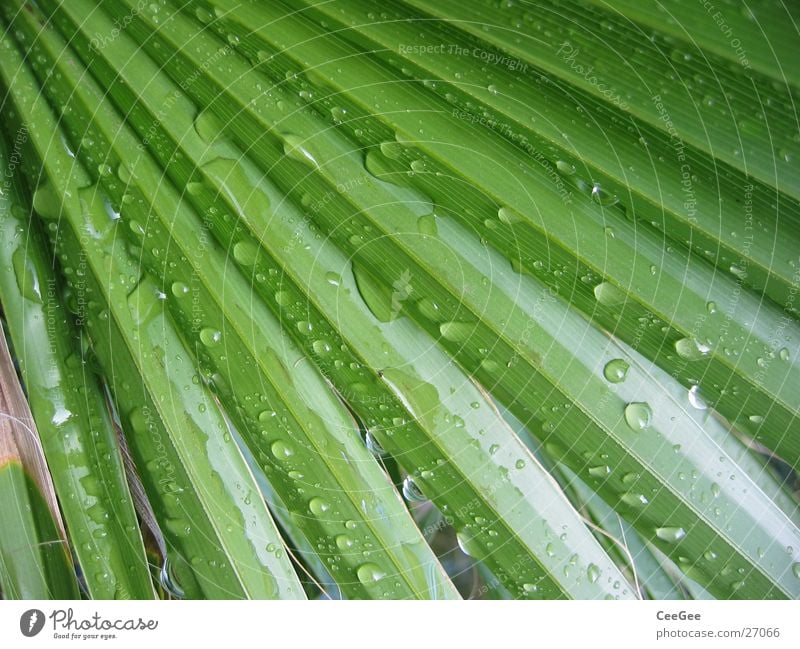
[356,563,386,584]
[620,492,649,507]
[195,7,213,23]
[379,140,403,160]
[365,433,386,457]
[497,206,521,225]
[688,385,708,410]
[655,527,686,543]
[417,298,442,322]
[159,558,185,598]
[402,476,427,502]
[748,414,764,425]
[330,106,347,123]
[282,134,319,167]
[591,183,619,206]
[675,337,711,360]
[271,440,294,461]
[11,248,42,303]
[624,402,652,431]
[729,263,747,280]
[594,281,625,306]
[603,358,629,383]
[233,240,259,265]
[793,563,800,579]
[556,160,576,175]
[456,529,485,559]
[335,534,353,550]
[171,282,190,297]
[587,563,601,583]
[308,497,331,516]
[417,213,438,236]
[199,328,222,347]
[439,321,472,342]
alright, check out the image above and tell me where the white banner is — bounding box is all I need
[1,601,798,648]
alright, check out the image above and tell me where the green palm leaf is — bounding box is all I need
[0,0,798,600]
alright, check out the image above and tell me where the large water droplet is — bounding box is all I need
[497,206,522,225]
[233,240,259,265]
[439,321,472,342]
[199,328,222,347]
[587,563,601,583]
[270,440,294,461]
[591,183,619,206]
[379,140,403,160]
[620,492,649,508]
[308,497,330,516]
[417,213,438,236]
[159,558,185,598]
[456,529,485,559]
[556,160,576,175]
[356,563,386,584]
[603,358,629,383]
[282,134,319,167]
[402,476,427,502]
[675,337,711,360]
[365,432,386,457]
[11,248,42,303]
[594,281,625,306]
[687,385,708,410]
[655,527,686,543]
[624,402,652,431]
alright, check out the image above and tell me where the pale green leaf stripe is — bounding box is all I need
[298,0,800,316]
[503,409,685,600]
[560,467,685,601]
[0,323,79,600]
[103,0,800,598]
[0,136,154,599]
[0,31,305,599]
[589,0,800,88]
[19,1,459,600]
[195,0,800,468]
[46,0,635,599]
[407,0,800,200]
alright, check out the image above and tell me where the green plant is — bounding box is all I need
[0,0,798,600]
